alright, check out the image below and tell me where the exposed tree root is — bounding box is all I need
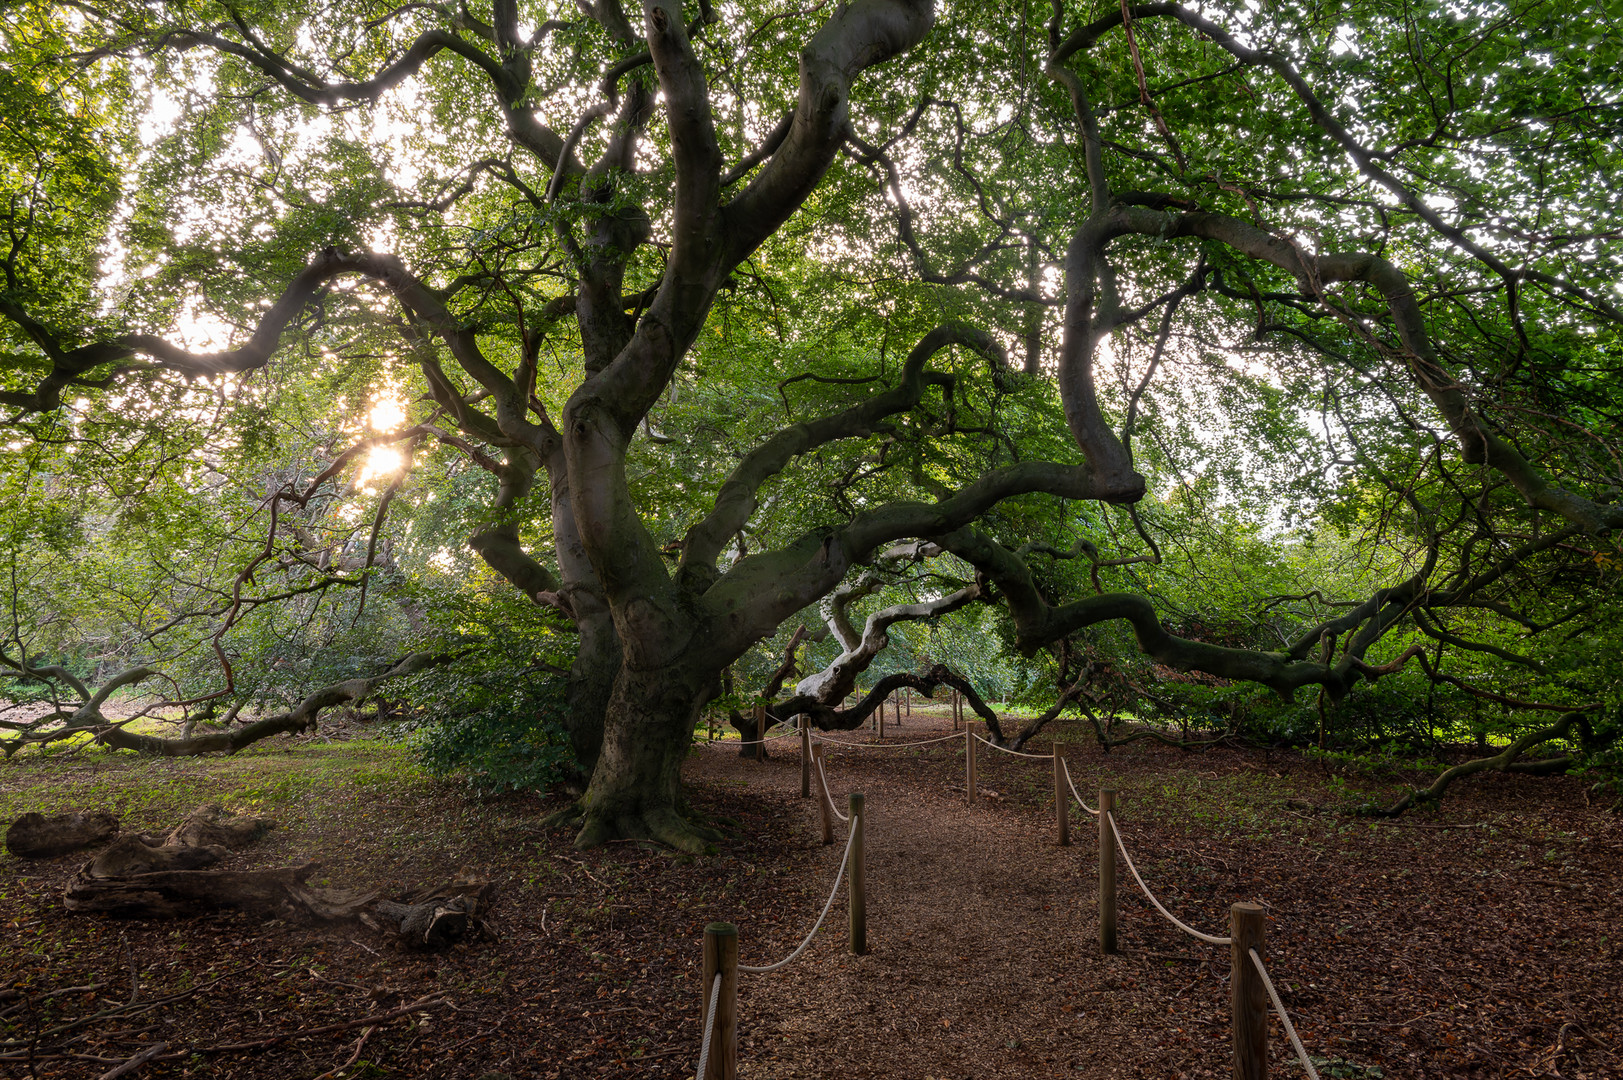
[572,805,724,854]
[541,804,587,831]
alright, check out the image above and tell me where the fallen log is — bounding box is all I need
[63,860,352,918]
[6,811,119,859]
[58,807,491,947]
[87,833,228,877]
[81,805,274,877]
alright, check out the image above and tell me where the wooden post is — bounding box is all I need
[1099,787,1117,954]
[1231,903,1267,1080]
[701,922,738,1080]
[1053,744,1070,847]
[800,718,810,798]
[952,689,961,731]
[878,693,886,740]
[905,687,911,717]
[813,743,833,845]
[848,792,867,955]
[965,724,978,806]
[753,704,766,761]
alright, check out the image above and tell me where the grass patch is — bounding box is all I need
[0,735,430,832]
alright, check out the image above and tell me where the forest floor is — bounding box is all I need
[1,708,1621,1080]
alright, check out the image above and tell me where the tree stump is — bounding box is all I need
[361,874,494,949]
[6,811,119,859]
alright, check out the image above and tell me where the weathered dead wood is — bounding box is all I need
[366,896,477,948]
[64,860,336,918]
[58,807,489,947]
[83,805,274,877]
[166,804,274,849]
[360,873,495,949]
[6,811,119,858]
[95,1039,167,1080]
[87,834,229,877]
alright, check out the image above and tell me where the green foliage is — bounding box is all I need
[0,0,1620,808]
[403,671,573,795]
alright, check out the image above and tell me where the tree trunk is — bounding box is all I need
[565,595,621,773]
[571,667,724,852]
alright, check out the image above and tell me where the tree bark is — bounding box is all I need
[58,808,490,946]
[5,811,119,859]
[570,666,725,852]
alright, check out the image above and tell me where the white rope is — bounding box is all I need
[813,730,966,749]
[1058,756,1100,816]
[1108,812,1233,946]
[1250,948,1321,1080]
[814,755,850,822]
[730,728,803,746]
[739,825,858,973]
[972,731,1054,759]
[695,972,723,1079]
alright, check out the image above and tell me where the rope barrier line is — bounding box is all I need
[1107,812,1233,946]
[698,734,1329,1080]
[695,972,722,1079]
[814,756,850,823]
[1058,756,1100,816]
[728,728,804,747]
[971,732,1054,759]
[1250,948,1322,1080]
[813,730,967,749]
[739,826,858,973]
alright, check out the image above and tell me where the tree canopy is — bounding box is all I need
[2,0,1620,846]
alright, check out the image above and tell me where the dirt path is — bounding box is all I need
[689,711,1623,1080]
[697,717,1242,1080]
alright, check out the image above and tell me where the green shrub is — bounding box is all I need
[404,672,573,795]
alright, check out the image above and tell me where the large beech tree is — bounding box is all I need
[2,1,1620,845]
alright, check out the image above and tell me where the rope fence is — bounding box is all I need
[972,731,1054,759]
[739,825,857,973]
[728,728,803,747]
[1107,811,1232,946]
[1059,755,1100,816]
[1252,947,1322,1080]
[813,730,966,749]
[696,707,1327,1080]
[695,972,723,1080]
[814,755,849,823]
[695,780,867,1079]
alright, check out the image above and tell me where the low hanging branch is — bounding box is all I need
[1074,699,1229,754]
[1003,679,1092,750]
[769,663,1001,734]
[1358,711,1615,818]
[793,582,982,703]
[1,651,462,759]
